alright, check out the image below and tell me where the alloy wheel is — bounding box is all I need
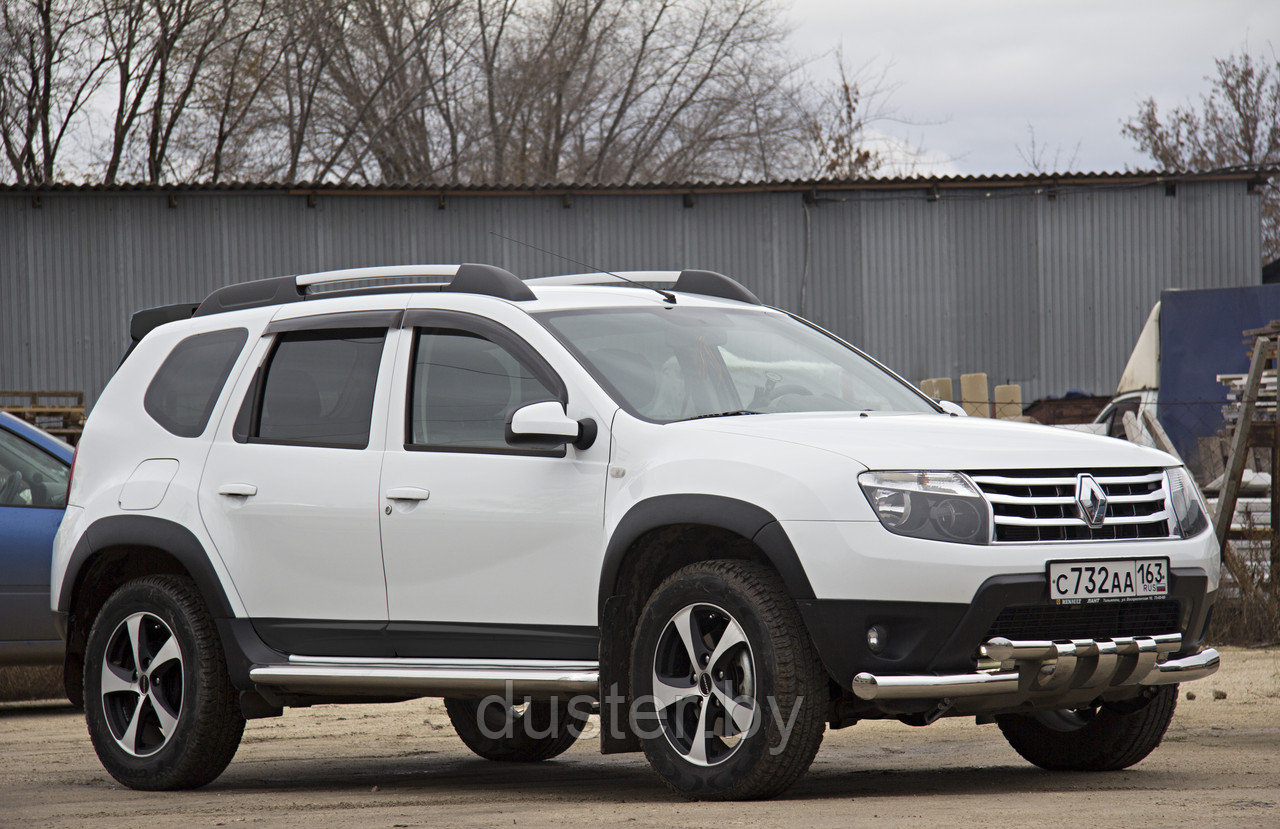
[650,602,757,767]
[99,612,185,757]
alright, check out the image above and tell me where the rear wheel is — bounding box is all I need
[84,575,245,790]
[996,685,1178,771]
[444,696,587,762]
[630,560,827,800]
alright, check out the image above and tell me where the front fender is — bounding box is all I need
[598,494,815,618]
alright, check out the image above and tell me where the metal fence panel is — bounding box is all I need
[0,179,1261,407]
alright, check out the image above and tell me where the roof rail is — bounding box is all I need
[527,269,761,305]
[673,270,761,305]
[295,264,459,287]
[526,270,679,286]
[189,263,755,319]
[444,264,536,301]
[193,263,533,317]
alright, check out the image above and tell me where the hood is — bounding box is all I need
[689,411,1175,470]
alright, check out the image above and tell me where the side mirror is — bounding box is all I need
[937,400,967,417]
[506,401,597,450]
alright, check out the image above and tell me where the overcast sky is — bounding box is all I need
[785,0,1280,176]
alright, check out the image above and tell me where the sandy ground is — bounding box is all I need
[1,647,1277,828]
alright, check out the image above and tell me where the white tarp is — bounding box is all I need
[1116,302,1160,395]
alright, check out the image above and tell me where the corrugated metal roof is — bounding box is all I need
[0,167,1272,196]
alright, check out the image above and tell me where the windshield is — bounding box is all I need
[538,306,935,422]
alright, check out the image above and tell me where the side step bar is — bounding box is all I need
[852,634,1220,702]
[250,657,599,698]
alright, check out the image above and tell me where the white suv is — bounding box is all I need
[52,264,1220,799]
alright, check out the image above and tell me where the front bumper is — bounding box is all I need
[851,632,1219,703]
[797,568,1214,688]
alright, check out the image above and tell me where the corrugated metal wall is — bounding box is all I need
[0,179,1261,406]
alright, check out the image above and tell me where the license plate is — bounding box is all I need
[1047,558,1169,603]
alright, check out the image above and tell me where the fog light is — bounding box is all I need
[866,624,887,654]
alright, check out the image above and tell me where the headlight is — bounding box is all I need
[858,471,990,545]
[1166,466,1210,538]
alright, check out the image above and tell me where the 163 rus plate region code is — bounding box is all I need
[1048,558,1169,603]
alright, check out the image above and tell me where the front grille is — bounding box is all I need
[969,468,1174,543]
[985,599,1182,641]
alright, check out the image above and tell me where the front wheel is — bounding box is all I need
[996,685,1178,771]
[84,575,245,790]
[630,560,827,800]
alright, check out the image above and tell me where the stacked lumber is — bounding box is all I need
[1219,324,1280,431]
[1219,371,1278,428]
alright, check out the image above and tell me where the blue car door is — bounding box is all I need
[0,423,70,645]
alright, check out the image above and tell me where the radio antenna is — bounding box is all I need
[489,230,676,303]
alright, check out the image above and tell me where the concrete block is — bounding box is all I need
[993,384,1022,420]
[920,377,953,401]
[960,373,990,417]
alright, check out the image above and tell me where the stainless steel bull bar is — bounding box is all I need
[851,633,1219,701]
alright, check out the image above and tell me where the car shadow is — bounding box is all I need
[216,754,669,799]
[791,763,1203,800]
[0,700,80,719]
[208,753,1200,803]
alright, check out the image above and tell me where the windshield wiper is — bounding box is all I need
[683,410,763,421]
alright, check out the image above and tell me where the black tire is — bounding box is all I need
[996,685,1178,771]
[84,575,245,790]
[630,560,827,800]
[444,696,588,762]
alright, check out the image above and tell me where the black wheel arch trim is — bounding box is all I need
[58,514,237,620]
[598,494,815,619]
[597,501,814,756]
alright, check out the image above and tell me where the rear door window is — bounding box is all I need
[250,329,386,449]
[144,328,248,437]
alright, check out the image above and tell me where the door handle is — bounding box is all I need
[385,486,430,501]
[217,482,258,497]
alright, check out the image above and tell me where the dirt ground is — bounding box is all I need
[1,647,1277,828]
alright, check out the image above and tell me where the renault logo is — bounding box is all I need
[1076,474,1108,528]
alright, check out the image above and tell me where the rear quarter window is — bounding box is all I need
[144,328,249,437]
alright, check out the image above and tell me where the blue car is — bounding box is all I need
[0,410,72,667]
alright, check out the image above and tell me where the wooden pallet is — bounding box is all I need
[0,390,86,443]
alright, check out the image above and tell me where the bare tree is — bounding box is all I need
[461,0,816,184]
[290,0,826,185]
[201,0,283,181]
[142,0,237,182]
[0,0,107,183]
[98,0,249,183]
[98,0,160,183]
[310,0,460,182]
[798,52,938,180]
[269,0,346,180]
[2,0,910,186]
[1017,123,1080,175]
[806,52,880,179]
[1123,49,1280,262]
[167,0,304,181]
